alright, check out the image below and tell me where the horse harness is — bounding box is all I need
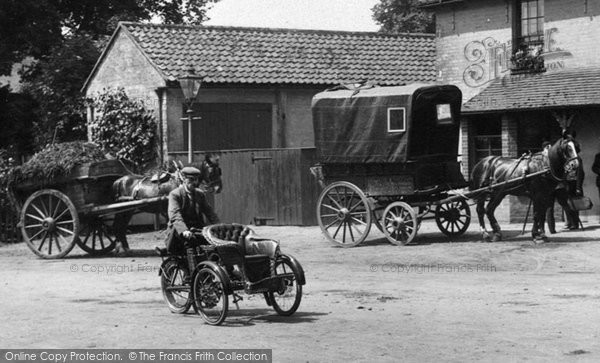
[485,152,549,195]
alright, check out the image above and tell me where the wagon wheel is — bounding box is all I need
[381,202,418,245]
[20,189,79,259]
[317,181,372,247]
[76,216,117,255]
[435,199,471,237]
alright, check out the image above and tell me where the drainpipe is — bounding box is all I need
[155,87,166,166]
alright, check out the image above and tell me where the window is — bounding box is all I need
[516,0,544,48]
[436,104,453,125]
[471,115,502,165]
[387,107,406,133]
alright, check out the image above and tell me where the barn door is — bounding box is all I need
[254,149,304,225]
[253,150,275,225]
[215,149,318,226]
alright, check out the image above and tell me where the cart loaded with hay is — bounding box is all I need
[6,142,168,258]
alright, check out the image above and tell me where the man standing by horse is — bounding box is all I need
[165,166,220,274]
[470,134,580,243]
[593,146,600,204]
[544,141,584,232]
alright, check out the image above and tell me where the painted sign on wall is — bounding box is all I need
[462,28,572,88]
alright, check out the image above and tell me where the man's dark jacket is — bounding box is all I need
[167,185,220,235]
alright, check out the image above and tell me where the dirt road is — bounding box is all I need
[1,222,599,362]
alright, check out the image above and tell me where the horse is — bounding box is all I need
[111,159,222,254]
[469,135,580,243]
[199,152,223,194]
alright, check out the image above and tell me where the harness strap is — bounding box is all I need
[131,176,149,199]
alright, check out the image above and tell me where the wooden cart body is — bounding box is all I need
[11,159,167,258]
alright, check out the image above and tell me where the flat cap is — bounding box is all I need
[181,166,201,177]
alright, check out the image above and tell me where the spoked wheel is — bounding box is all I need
[76,216,117,255]
[20,189,79,259]
[193,267,229,325]
[160,259,192,314]
[381,202,418,245]
[317,182,372,247]
[268,256,303,316]
[435,199,471,237]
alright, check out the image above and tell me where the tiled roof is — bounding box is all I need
[118,22,436,86]
[463,68,600,113]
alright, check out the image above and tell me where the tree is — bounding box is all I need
[0,85,35,158]
[0,0,62,76]
[0,0,220,76]
[20,33,102,148]
[372,0,435,34]
[1,0,219,152]
[89,88,157,170]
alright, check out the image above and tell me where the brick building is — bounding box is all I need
[422,0,600,223]
[82,22,436,225]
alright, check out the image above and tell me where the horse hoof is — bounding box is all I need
[491,233,502,242]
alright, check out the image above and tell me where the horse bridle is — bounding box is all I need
[548,139,579,182]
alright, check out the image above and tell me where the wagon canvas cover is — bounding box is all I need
[312,84,462,164]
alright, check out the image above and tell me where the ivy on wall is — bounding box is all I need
[89,88,157,171]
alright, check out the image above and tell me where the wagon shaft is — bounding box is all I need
[81,196,168,217]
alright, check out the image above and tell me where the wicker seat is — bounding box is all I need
[202,223,279,258]
[202,223,280,282]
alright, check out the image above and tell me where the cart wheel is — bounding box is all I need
[193,267,229,325]
[20,189,79,259]
[160,259,192,314]
[435,200,471,237]
[317,182,372,247]
[76,216,117,255]
[381,202,418,245]
[268,256,303,316]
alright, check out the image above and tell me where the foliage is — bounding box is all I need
[0,0,62,76]
[20,34,102,149]
[7,141,106,186]
[372,0,435,34]
[89,88,157,171]
[0,0,221,77]
[141,0,221,25]
[0,149,17,190]
[2,0,219,160]
[0,85,35,157]
[511,45,545,73]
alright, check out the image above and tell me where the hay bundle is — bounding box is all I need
[8,141,106,187]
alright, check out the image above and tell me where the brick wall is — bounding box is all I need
[435,0,600,103]
[460,118,470,177]
[501,114,517,157]
[432,0,600,223]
